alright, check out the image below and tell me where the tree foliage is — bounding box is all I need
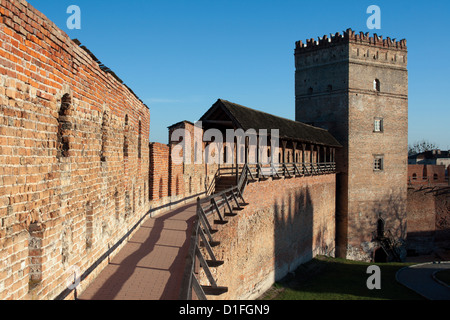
[408,140,439,156]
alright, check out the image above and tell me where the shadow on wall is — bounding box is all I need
[407,187,450,257]
[273,187,315,282]
[348,190,408,261]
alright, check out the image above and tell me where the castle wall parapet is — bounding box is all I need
[295,28,407,53]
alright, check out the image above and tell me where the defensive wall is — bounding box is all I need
[408,164,448,187]
[0,0,155,299]
[407,186,450,256]
[0,0,420,301]
[199,174,336,300]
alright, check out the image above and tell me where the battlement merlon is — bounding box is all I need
[295,28,407,52]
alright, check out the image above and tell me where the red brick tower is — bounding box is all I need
[295,29,409,261]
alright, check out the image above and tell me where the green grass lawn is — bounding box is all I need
[260,256,425,300]
[435,269,450,286]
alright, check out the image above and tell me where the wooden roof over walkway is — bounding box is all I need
[200,99,341,148]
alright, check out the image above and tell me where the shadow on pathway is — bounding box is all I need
[78,202,197,300]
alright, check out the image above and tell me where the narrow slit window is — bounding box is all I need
[101,111,108,162]
[138,120,142,159]
[57,94,72,158]
[374,79,381,92]
[123,115,129,158]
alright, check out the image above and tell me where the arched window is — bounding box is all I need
[434,174,438,181]
[412,173,417,180]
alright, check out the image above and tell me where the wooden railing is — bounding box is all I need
[180,162,336,300]
[179,166,251,300]
[236,162,336,179]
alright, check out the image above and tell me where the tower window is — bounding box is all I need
[374,156,384,171]
[374,118,383,132]
[374,79,381,92]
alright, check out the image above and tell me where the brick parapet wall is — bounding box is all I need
[149,143,169,201]
[0,0,150,300]
[200,174,336,300]
[408,164,447,186]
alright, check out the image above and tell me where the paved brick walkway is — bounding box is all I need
[78,201,197,300]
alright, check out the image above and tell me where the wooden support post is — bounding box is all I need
[211,198,227,224]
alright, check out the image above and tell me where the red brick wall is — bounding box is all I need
[169,144,184,198]
[201,174,336,300]
[408,164,447,186]
[0,0,150,299]
[149,143,169,201]
[407,187,450,254]
[169,121,218,197]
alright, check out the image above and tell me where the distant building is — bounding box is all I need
[409,149,450,166]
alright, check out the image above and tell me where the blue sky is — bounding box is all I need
[28,0,450,149]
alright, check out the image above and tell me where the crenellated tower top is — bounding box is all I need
[295,28,407,52]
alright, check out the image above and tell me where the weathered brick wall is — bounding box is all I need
[149,143,170,204]
[406,188,436,254]
[201,174,336,300]
[346,37,408,260]
[407,187,450,255]
[0,0,150,299]
[169,144,184,199]
[169,121,218,197]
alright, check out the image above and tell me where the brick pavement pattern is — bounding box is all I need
[78,202,197,300]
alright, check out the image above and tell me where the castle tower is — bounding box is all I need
[295,29,408,261]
